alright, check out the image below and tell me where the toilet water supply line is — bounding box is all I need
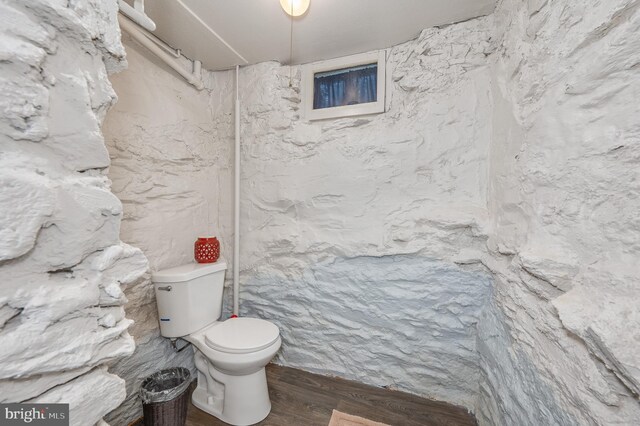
[233,65,240,317]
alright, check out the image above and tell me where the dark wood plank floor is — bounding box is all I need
[185,365,477,426]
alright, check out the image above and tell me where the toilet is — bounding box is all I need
[151,259,281,426]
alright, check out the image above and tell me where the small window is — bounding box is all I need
[303,51,386,121]
[313,64,378,109]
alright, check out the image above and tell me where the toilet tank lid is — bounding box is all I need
[152,259,227,283]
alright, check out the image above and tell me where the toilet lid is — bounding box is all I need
[204,318,280,354]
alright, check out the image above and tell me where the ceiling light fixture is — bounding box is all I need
[280,0,310,17]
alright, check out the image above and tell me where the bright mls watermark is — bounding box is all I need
[1,404,69,425]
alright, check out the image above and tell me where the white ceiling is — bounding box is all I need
[142,0,496,71]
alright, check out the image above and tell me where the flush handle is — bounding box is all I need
[158,285,172,292]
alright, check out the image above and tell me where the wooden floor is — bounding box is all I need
[185,365,477,426]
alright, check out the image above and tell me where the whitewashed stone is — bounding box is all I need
[0,271,135,374]
[0,367,91,403]
[233,2,640,423]
[44,70,112,171]
[243,256,492,408]
[0,0,147,424]
[102,1,640,423]
[0,1,52,142]
[476,298,582,426]
[102,36,234,425]
[26,178,124,271]
[235,17,496,410]
[0,157,55,261]
[28,367,127,426]
[477,0,640,424]
[553,275,640,396]
[2,0,638,425]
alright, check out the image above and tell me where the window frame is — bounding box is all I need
[302,51,386,121]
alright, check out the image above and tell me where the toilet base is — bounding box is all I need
[192,359,271,426]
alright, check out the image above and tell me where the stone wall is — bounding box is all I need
[4,1,638,424]
[102,36,235,424]
[476,0,640,424]
[237,18,496,409]
[0,0,147,425]
[236,1,640,421]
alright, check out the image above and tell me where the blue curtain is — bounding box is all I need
[313,65,377,110]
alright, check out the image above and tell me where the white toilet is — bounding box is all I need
[151,258,281,426]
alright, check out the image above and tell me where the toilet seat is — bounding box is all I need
[205,318,279,354]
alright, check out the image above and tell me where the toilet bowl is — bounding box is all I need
[186,318,282,425]
[151,260,281,426]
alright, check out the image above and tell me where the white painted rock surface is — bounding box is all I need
[1,0,638,425]
[102,36,235,425]
[243,256,493,408]
[0,0,147,424]
[236,17,496,409]
[476,0,640,424]
[234,2,640,424]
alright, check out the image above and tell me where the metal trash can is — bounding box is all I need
[140,367,191,426]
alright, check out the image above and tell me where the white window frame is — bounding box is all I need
[303,51,386,121]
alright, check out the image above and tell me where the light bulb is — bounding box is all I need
[280,0,310,17]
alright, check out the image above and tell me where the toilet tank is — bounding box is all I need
[151,259,227,338]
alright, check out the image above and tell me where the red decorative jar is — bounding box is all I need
[194,237,220,263]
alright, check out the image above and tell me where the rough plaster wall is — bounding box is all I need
[102,37,235,424]
[237,18,495,409]
[476,0,640,424]
[0,0,147,425]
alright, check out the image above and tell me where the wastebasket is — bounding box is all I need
[140,367,191,426]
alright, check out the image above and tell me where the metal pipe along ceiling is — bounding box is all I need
[118,0,156,32]
[117,14,204,90]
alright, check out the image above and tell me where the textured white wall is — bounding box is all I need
[235,2,640,422]
[236,18,496,409]
[4,0,637,424]
[99,0,640,422]
[102,36,235,424]
[476,0,640,424]
[0,0,147,425]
